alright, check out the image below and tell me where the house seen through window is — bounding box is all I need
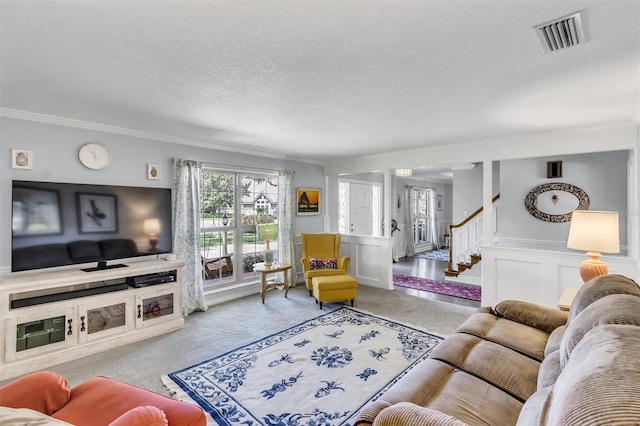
[200,169,278,288]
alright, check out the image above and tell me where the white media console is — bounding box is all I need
[0,260,184,381]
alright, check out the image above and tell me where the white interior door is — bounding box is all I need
[349,183,373,235]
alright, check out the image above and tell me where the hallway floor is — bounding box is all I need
[392,256,481,308]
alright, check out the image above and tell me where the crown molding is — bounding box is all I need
[0,108,322,165]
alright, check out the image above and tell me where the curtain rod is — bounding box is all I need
[171,158,279,175]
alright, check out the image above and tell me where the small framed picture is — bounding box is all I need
[11,149,33,170]
[297,188,321,215]
[436,194,443,211]
[76,193,118,233]
[147,163,160,180]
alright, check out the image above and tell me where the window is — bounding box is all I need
[410,187,434,248]
[200,169,278,288]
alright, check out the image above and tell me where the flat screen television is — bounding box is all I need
[11,180,173,273]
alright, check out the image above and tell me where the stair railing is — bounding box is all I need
[446,194,500,276]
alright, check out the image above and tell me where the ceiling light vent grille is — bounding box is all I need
[534,11,585,53]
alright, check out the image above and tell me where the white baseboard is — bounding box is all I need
[446,275,481,286]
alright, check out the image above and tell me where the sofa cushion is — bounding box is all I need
[99,239,139,260]
[0,371,71,415]
[11,244,73,272]
[518,324,640,425]
[544,325,565,357]
[454,313,548,361]
[304,268,348,279]
[429,333,539,401]
[356,359,522,426]
[536,350,561,390]
[494,300,568,335]
[68,240,103,263]
[515,386,551,426]
[569,274,640,322]
[0,407,73,426]
[560,294,640,368]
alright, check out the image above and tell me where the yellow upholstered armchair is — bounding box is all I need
[300,233,351,295]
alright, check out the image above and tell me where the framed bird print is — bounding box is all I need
[76,193,118,233]
[297,188,321,215]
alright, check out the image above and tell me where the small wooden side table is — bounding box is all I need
[558,287,579,311]
[254,263,292,304]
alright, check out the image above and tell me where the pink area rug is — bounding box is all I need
[393,273,481,302]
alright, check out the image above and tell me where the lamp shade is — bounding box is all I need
[144,218,161,235]
[567,210,620,254]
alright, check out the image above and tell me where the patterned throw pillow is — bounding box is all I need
[309,258,337,270]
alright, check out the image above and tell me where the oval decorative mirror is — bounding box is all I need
[524,183,589,222]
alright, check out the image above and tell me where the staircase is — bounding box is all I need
[444,194,500,278]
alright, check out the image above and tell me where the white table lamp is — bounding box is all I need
[567,210,620,283]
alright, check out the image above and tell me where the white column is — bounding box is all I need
[483,160,494,248]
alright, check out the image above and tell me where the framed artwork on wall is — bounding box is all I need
[76,193,118,233]
[11,149,33,170]
[297,188,321,215]
[147,163,160,180]
[436,194,443,211]
[12,187,62,236]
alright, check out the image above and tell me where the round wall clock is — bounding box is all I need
[78,142,112,170]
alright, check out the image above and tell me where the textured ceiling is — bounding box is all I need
[1,1,638,164]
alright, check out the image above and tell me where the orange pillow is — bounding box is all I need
[109,406,168,426]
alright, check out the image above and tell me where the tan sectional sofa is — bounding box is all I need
[355,274,640,426]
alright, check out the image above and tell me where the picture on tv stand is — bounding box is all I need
[11,180,173,273]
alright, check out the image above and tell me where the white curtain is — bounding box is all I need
[278,170,297,286]
[429,190,439,248]
[404,185,415,257]
[172,159,208,316]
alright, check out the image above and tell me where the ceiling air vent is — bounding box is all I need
[534,11,585,53]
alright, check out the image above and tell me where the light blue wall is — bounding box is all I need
[0,116,325,271]
[499,150,629,251]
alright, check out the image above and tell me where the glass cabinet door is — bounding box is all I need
[78,295,132,343]
[6,306,76,362]
[135,289,178,328]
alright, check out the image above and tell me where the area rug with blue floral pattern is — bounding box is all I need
[162,307,443,426]
[413,249,450,261]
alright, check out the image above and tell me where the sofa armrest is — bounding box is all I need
[355,400,393,425]
[52,376,205,426]
[0,372,70,415]
[373,403,471,426]
[109,406,167,426]
[494,300,568,334]
[338,256,351,271]
[300,257,310,273]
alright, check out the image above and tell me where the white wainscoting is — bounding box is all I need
[482,246,640,308]
[294,234,393,290]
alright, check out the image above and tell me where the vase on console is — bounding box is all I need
[264,240,273,267]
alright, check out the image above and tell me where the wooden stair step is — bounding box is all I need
[457,262,472,272]
[444,269,460,277]
[470,254,482,265]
